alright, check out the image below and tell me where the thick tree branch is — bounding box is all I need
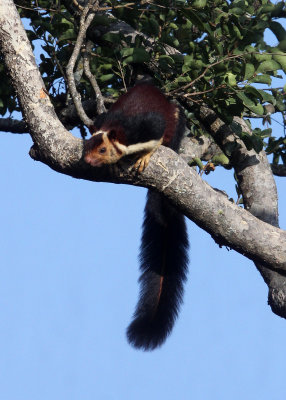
[179,135,223,164]
[198,105,286,316]
[0,117,28,133]
[88,18,181,58]
[233,117,286,316]
[198,107,278,223]
[271,164,286,177]
[0,0,80,170]
[0,100,99,134]
[31,143,286,272]
[1,1,286,298]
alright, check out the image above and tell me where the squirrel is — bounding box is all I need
[84,83,189,350]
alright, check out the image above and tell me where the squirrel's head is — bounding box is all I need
[84,127,128,167]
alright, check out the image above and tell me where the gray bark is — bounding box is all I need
[1,0,286,316]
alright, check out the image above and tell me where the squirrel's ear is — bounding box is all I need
[107,129,117,141]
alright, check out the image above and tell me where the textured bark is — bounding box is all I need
[199,107,286,317]
[1,0,286,316]
[0,0,81,171]
[233,118,286,317]
[0,118,28,133]
[0,99,101,133]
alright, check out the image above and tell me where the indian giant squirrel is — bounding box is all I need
[84,83,189,350]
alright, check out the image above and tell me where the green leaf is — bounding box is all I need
[270,1,285,17]
[245,86,263,100]
[100,64,113,71]
[244,63,255,80]
[226,72,237,86]
[249,75,272,85]
[276,99,286,111]
[122,48,151,65]
[237,92,264,115]
[278,40,286,52]
[232,25,243,39]
[103,32,121,44]
[192,0,207,9]
[182,57,204,72]
[120,48,134,57]
[159,55,175,65]
[182,9,205,31]
[212,153,230,166]
[267,138,282,154]
[249,103,264,115]
[192,157,204,169]
[183,55,193,66]
[269,21,286,42]
[257,90,276,105]
[59,29,76,42]
[254,53,272,62]
[229,7,244,16]
[25,30,38,42]
[159,55,176,71]
[237,92,254,107]
[254,128,272,138]
[224,141,240,156]
[99,74,114,82]
[176,76,192,83]
[169,23,179,30]
[271,51,286,73]
[257,60,281,73]
[241,131,264,153]
[149,18,160,36]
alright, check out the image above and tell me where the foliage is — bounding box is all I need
[1,0,286,165]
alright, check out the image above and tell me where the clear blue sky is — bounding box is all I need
[0,21,286,400]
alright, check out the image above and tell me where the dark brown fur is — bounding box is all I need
[84,84,189,350]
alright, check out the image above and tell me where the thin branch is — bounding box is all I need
[83,40,106,114]
[72,0,84,11]
[66,0,99,127]
[183,85,227,99]
[170,51,285,95]
[117,59,127,92]
[170,54,246,95]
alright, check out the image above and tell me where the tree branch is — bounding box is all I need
[66,0,99,127]
[197,105,286,317]
[83,40,106,114]
[0,117,28,133]
[1,1,286,308]
[271,164,286,177]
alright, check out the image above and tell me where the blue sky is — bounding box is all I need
[0,17,286,400]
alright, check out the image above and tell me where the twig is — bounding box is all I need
[72,0,84,11]
[117,59,127,92]
[66,0,99,126]
[170,54,246,95]
[183,84,227,98]
[83,40,106,114]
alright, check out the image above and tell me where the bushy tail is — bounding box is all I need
[127,190,189,351]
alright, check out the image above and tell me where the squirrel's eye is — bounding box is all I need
[99,147,107,154]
